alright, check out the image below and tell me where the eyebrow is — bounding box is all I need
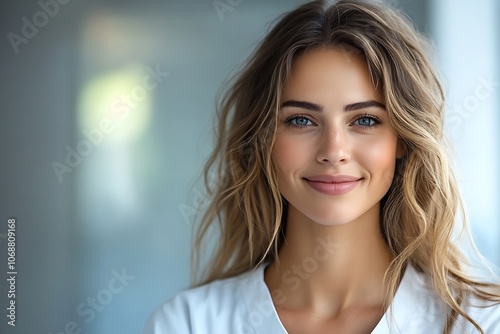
[280,99,386,112]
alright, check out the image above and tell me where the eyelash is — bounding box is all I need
[284,114,314,128]
[352,114,382,129]
[284,114,382,129]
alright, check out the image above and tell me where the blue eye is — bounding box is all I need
[353,115,380,128]
[285,116,314,128]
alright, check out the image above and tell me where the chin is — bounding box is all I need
[306,211,361,227]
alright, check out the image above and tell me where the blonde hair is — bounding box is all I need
[192,0,500,332]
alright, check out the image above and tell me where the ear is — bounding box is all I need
[396,138,406,159]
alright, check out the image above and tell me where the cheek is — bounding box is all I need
[357,135,398,183]
[272,135,303,173]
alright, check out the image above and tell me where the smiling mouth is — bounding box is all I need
[303,177,362,195]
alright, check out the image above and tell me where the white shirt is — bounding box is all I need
[144,264,500,333]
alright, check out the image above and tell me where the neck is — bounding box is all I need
[265,203,394,314]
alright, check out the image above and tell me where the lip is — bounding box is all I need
[304,174,362,195]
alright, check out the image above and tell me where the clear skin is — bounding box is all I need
[265,47,403,333]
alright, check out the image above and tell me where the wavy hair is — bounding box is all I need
[192,0,500,332]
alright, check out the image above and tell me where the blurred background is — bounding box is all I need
[0,0,498,333]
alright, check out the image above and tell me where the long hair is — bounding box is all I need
[192,0,500,332]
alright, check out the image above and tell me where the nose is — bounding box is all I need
[316,126,351,165]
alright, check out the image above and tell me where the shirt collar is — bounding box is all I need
[240,263,447,334]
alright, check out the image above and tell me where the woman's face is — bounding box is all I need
[272,47,400,227]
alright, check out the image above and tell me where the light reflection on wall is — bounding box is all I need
[432,0,500,265]
[75,9,161,232]
[77,65,152,145]
[77,66,153,227]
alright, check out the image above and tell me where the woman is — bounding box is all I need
[145,0,500,333]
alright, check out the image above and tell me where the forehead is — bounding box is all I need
[282,47,382,105]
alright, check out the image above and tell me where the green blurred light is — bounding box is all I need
[77,64,152,145]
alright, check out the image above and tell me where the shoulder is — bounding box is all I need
[143,267,266,334]
[388,265,450,331]
[455,295,500,333]
[405,266,500,333]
